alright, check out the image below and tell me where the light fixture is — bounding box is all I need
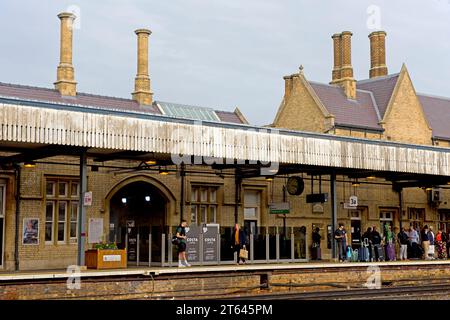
[121,197,127,204]
[145,160,157,165]
[159,167,169,175]
[145,195,151,202]
[23,161,36,168]
[352,180,360,187]
[265,176,274,182]
[367,175,376,180]
[425,187,433,191]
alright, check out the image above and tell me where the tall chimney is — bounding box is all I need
[369,31,388,78]
[132,29,153,105]
[331,31,356,99]
[54,12,77,96]
[331,33,342,83]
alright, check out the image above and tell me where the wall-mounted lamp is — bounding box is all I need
[121,197,127,204]
[145,160,157,165]
[23,161,36,168]
[159,167,169,175]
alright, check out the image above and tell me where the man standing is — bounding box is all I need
[428,226,435,260]
[421,225,430,260]
[398,227,409,261]
[334,223,347,262]
[370,226,383,261]
[408,226,420,259]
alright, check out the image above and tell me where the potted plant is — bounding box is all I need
[85,240,127,269]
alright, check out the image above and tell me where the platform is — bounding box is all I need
[2,259,450,282]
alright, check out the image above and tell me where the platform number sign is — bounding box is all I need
[349,196,358,207]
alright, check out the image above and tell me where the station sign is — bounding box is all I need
[349,195,358,207]
[269,202,290,214]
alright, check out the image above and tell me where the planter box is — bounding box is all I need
[85,249,127,269]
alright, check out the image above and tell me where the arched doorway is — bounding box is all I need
[109,181,169,265]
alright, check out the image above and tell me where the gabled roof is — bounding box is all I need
[356,73,400,118]
[419,94,450,140]
[308,81,382,130]
[0,82,247,124]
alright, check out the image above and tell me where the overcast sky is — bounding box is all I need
[0,0,449,125]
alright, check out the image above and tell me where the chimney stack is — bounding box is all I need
[369,31,388,78]
[331,33,342,82]
[330,31,356,99]
[54,12,77,96]
[132,29,153,105]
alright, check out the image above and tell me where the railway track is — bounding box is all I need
[232,283,450,300]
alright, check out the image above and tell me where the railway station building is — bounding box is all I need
[1,13,450,271]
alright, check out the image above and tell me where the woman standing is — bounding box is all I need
[231,224,248,265]
[176,219,191,267]
[436,230,447,259]
[384,224,396,261]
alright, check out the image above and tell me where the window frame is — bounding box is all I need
[45,177,80,245]
[190,186,218,225]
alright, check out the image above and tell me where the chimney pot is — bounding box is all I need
[54,12,77,96]
[132,28,153,105]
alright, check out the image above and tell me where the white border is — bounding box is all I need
[22,218,40,245]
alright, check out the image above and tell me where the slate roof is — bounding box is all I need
[307,73,450,139]
[308,81,382,130]
[419,94,450,140]
[356,73,399,118]
[0,82,246,124]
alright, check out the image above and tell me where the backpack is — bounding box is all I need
[171,236,180,245]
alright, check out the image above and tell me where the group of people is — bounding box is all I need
[335,222,450,262]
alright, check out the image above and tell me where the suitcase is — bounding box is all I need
[359,245,370,262]
[375,245,385,261]
[352,249,359,262]
[386,243,396,261]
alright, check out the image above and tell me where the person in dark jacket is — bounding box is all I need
[421,225,430,260]
[231,224,248,264]
[312,227,322,260]
[370,226,383,261]
[398,227,409,260]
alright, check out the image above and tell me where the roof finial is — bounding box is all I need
[299,65,304,75]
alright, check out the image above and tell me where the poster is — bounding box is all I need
[88,218,104,244]
[203,224,219,262]
[23,218,39,245]
[186,224,201,263]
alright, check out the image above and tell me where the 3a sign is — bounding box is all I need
[349,196,358,207]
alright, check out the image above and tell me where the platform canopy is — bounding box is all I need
[1,96,450,177]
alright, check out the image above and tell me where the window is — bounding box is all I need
[408,208,425,230]
[58,202,67,242]
[45,178,79,245]
[45,202,54,243]
[244,190,261,220]
[438,210,450,233]
[70,202,78,240]
[190,186,218,224]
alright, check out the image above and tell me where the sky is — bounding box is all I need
[0,0,449,125]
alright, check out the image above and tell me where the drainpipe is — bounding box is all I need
[14,165,21,271]
[398,187,403,229]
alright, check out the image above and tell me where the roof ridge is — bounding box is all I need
[357,73,400,84]
[309,80,377,95]
[417,92,450,102]
[0,81,137,103]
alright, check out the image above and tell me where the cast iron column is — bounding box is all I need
[77,151,87,266]
[330,171,337,259]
